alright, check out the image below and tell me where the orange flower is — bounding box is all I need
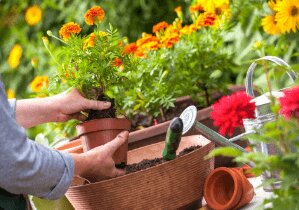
[180,24,197,35]
[152,21,169,33]
[197,13,217,27]
[59,22,81,41]
[85,33,97,48]
[84,6,105,25]
[30,76,49,92]
[113,57,122,67]
[161,25,180,48]
[124,43,138,54]
[189,5,204,13]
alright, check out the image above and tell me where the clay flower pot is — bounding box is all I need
[56,139,83,154]
[66,135,214,209]
[203,167,254,210]
[76,118,131,165]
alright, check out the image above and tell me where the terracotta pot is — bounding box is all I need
[56,139,83,154]
[66,135,214,209]
[203,167,254,210]
[76,118,131,165]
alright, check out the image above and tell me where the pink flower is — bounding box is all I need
[279,86,299,119]
[211,91,256,136]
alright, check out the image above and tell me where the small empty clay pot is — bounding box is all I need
[204,167,254,210]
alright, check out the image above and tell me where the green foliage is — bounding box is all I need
[47,22,139,113]
[0,0,186,98]
[120,27,236,118]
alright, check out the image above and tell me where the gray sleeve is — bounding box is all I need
[0,82,74,200]
[8,98,16,119]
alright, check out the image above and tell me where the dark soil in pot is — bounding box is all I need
[126,145,201,174]
[86,94,116,120]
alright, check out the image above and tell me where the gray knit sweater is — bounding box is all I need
[0,78,74,200]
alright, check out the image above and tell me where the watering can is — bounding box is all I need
[179,56,298,191]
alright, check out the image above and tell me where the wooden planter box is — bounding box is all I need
[66,135,214,209]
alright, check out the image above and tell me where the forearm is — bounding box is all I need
[16,96,59,128]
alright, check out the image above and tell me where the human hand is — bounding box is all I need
[52,88,111,122]
[72,131,128,181]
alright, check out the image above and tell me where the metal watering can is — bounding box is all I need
[179,56,298,191]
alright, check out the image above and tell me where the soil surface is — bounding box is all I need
[126,145,201,174]
[131,97,197,131]
[86,95,116,120]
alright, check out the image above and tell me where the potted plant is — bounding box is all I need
[45,6,138,166]
[117,1,247,167]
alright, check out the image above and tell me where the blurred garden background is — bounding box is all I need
[1,0,299,154]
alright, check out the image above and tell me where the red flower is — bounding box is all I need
[211,91,256,137]
[279,86,299,119]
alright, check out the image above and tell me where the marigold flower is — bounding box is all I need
[124,43,138,54]
[59,22,81,41]
[113,57,123,67]
[25,5,42,26]
[275,0,299,33]
[279,86,299,119]
[152,21,169,33]
[30,76,49,93]
[211,91,256,137]
[8,44,22,69]
[85,33,97,48]
[6,89,15,99]
[84,6,105,25]
[189,5,204,13]
[136,34,161,52]
[180,24,197,35]
[197,12,217,27]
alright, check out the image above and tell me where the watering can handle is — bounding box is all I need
[245,56,298,97]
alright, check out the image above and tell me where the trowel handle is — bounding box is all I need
[245,56,297,97]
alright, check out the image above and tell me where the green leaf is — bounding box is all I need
[205,147,243,159]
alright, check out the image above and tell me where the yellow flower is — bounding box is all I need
[180,24,197,35]
[30,76,49,92]
[85,33,97,48]
[8,44,22,69]
[275,0,299,33]
[253,41,263,49]
[84,6,105,25]
[6,89,15,99]
[59,22,81,41]
[262,15,281,35]
[25,5,42,26]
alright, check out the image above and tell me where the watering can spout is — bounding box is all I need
[179,106,248,153]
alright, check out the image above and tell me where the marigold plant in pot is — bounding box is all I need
[45,6,138,167]
[119,1,243,150]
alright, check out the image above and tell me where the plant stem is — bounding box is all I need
[160,107,166,122]
[203,85,210,106]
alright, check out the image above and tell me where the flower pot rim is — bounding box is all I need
[204,167,243,209]
[76,118,131,136]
